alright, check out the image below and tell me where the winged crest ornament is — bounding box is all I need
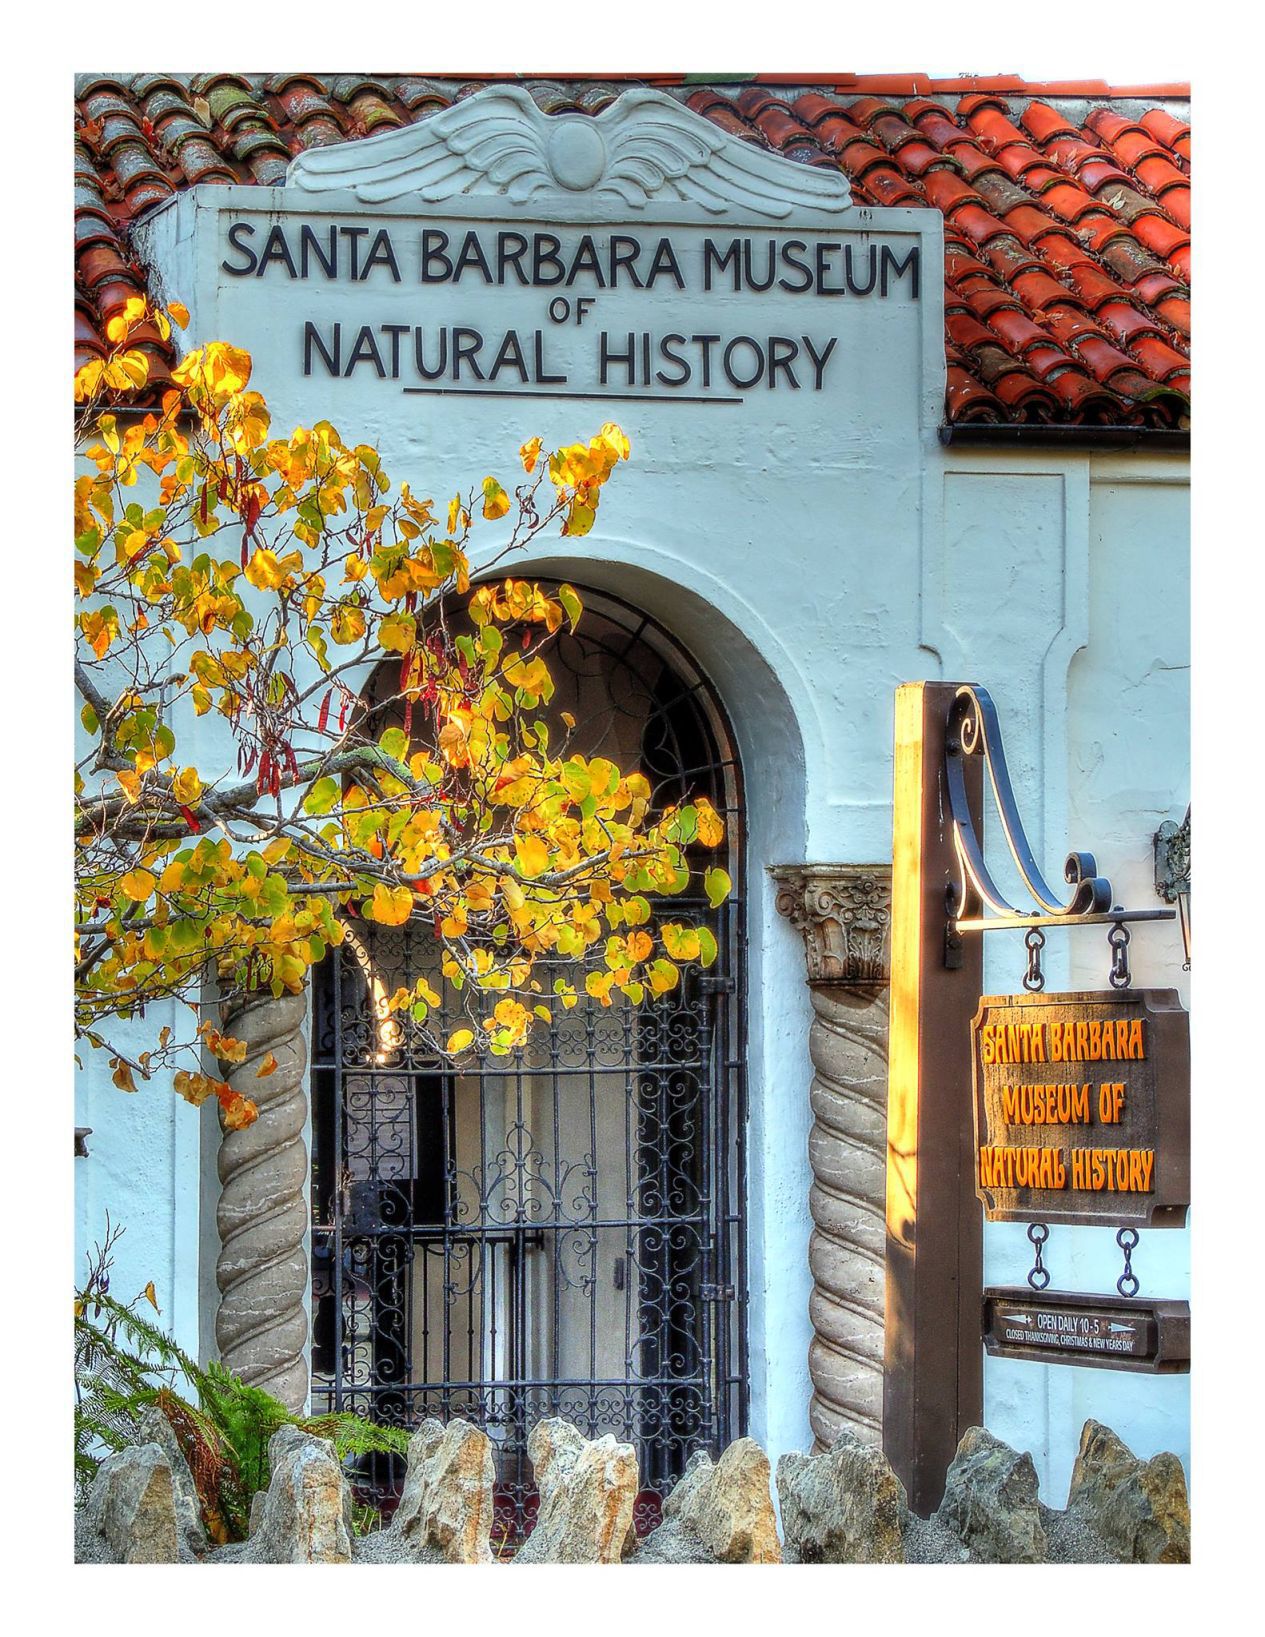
[287,86,852,218]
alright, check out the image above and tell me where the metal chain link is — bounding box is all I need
[1027,1221,1051,1291]
[1116,1227,1139,1297]
[1108,921,1132,989]
[1023,926,1046,992]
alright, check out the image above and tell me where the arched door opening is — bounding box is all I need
[309,586,747,1547]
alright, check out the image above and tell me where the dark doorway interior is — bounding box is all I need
[309,587,747,1549]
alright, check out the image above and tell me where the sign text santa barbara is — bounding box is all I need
[220,219,921,395]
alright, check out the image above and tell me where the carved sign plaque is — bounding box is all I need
[972,989,1189,1228]
[982,1286,1190,1375]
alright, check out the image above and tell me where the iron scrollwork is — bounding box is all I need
[945,685,1175,943]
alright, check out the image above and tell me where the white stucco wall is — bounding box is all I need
[77,111,1190,1500]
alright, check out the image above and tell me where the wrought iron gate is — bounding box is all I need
[309,589,747,1547]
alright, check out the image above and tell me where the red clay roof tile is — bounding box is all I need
[945,363,1007,421]
[995,204,1057,246]
[1155,295,1191,338]
[71,74,1191,429]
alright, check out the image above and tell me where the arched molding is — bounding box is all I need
[502,536,815,858]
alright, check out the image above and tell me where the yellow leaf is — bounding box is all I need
[255,1052,277,1078]
[626,929,654,963]
[115,769,142,804]
[648,959,679,996]
[112,1061,137,1093]
[661,923,701,962]
[465,878,495,913]
[119,869,155,902]
[696,799,725,848]
[520,437,542,474]
[481,476,510,520]
[331,605,367,644]
[218,1087,258,1131]
[142,1281,160,1312]
[379,612,417,653]
[244,548,287,591]
[172,766,203,804]
[585,971,615,1005]
[173,1069,216,1107]
[599,421,631,461]
[369,883,414,926]
[168,301,190,330]
[515,834,549,879]
[562,498,595,538]
[446,1028,474,1054]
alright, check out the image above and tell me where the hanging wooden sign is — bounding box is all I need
[982,1286,1190,1374]
[972,988,1189,1229]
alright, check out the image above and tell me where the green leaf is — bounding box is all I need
[704,867,732,909]
[303,776,340,816]
[697,927,719,968]
[670,806,698,845]
[80,702,100,735]
[558,584,583,630]
[378,726,408,761]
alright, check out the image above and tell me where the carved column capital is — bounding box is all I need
[771,864,892,987]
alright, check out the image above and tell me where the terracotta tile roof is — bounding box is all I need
[73,74,1191,428]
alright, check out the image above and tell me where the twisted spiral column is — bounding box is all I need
[215,987,310,1412]
[773,865,892,1452]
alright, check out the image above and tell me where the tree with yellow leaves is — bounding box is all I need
[75,300,730,1127]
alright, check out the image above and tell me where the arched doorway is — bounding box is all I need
[309,586,747,1546]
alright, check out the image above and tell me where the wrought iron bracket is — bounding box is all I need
[944,685,1174,949]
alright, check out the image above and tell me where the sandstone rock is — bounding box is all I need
[637,1440,780,1563]
[1064,1419,1190,1563]
[776,1430,908,1563]
[515,1418,637,1564]
[135,1405,209,1559]
[933,1426,1046,1564]
[632,1517,713,1564]
[239,1424,353,1563]
[380,1418,494,1563]
[80,1444,180,1563]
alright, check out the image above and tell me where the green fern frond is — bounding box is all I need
[75,1275,415,1539]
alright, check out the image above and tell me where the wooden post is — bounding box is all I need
[883,681,984,1515]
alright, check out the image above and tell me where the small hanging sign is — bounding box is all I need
[972,988,1189,1229]
[982,1286,1190,1374]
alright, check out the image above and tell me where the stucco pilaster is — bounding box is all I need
[772,865,891,1450]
